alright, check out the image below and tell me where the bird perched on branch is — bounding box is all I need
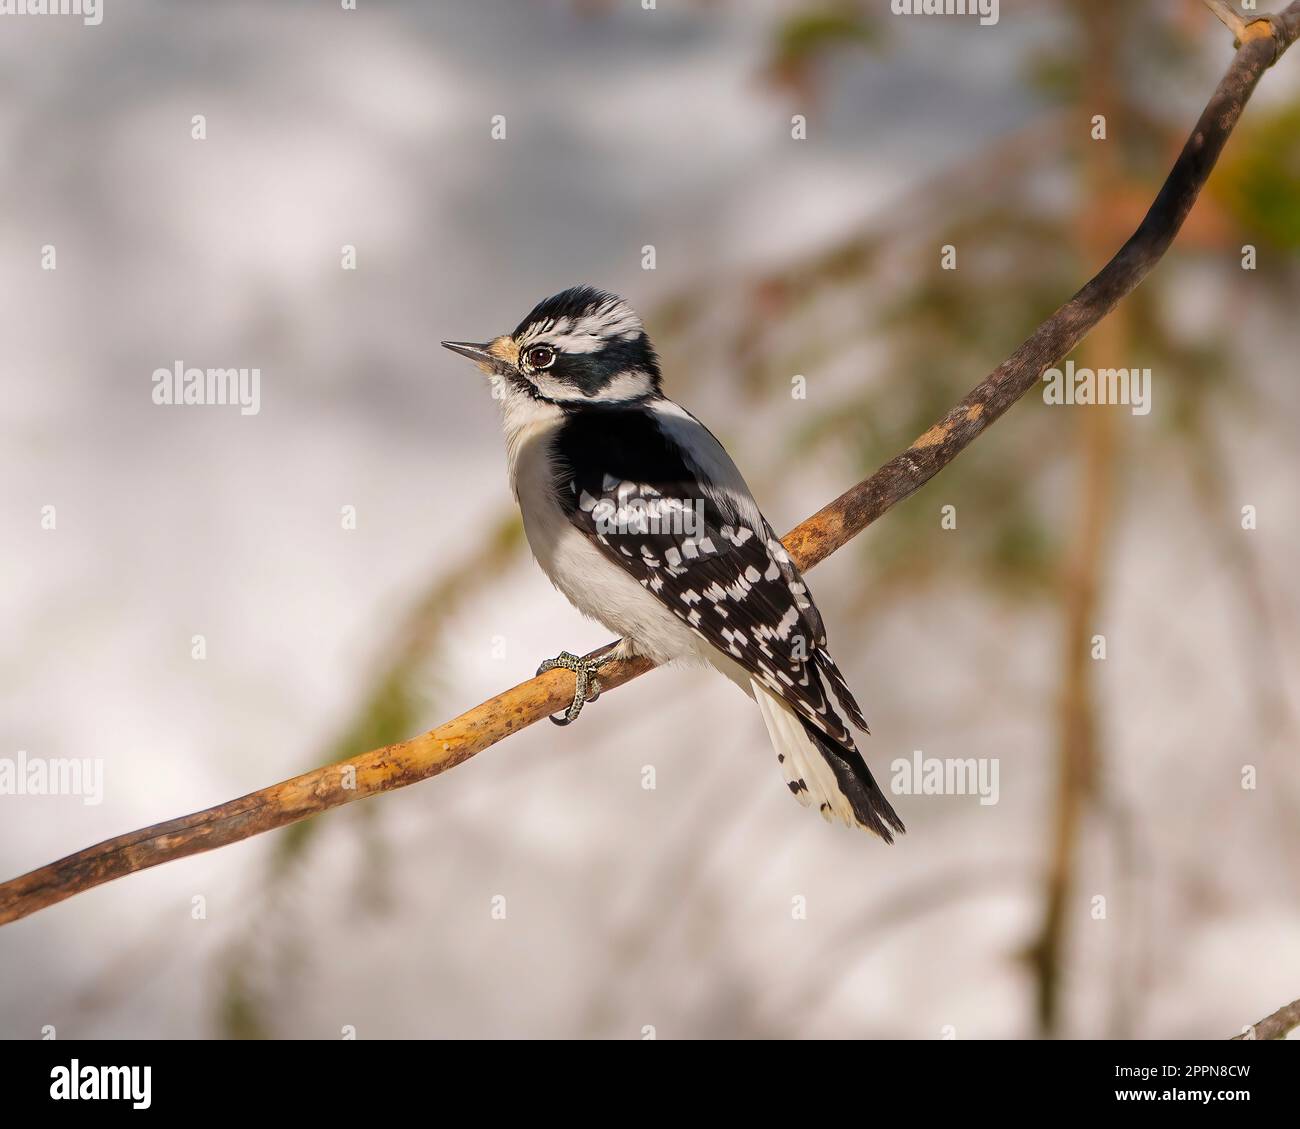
[442,286,903,840]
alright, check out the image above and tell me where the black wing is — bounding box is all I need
[551,403,868,746]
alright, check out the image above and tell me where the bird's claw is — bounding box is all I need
[536,650,606,726]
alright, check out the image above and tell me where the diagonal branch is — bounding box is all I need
[3,5,1299,928]
[1232,996,1300,1040]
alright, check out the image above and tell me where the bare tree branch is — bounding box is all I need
[1232,997,1300,1040]
[3,5,1299,928]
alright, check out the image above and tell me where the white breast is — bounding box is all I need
[502,391,706,668]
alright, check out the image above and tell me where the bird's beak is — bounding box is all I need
[440,337,517,377]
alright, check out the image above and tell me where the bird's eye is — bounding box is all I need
[526,345,556,370]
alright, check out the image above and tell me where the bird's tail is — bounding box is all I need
[751,681,904,842]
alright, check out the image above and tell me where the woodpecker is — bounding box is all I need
[442,286,904,840]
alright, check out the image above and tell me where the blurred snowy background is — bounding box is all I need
[2,0,1298,1038]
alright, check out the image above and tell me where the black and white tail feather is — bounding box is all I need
[443,285,905,841]
[754,682,902,841]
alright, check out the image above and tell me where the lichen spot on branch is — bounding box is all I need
[913,422,952,449]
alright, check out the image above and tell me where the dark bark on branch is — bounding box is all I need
[2,6,1299,928]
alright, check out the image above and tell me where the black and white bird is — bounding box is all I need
[442,286,904,840]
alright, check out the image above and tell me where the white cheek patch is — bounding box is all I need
[529,368,655,404]
[529,372,585,401]
[590,369,655,401]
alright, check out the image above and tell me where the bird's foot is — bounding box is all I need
[535,650,610,726]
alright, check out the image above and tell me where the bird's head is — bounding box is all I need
[442,286,661,406]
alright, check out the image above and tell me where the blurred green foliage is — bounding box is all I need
[1213,104,1300,252]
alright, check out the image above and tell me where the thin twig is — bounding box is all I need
[1201,0,1280,47]
[1204,0,1250,38]
[3,5,1299,928]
